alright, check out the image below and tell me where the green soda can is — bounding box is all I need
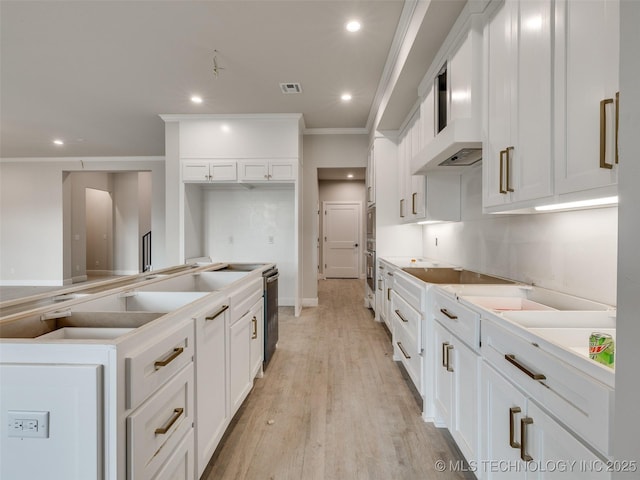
[589,332,615,368]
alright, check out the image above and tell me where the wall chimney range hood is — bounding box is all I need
[411,118,483,174]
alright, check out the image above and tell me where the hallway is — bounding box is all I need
[203,279,473,480]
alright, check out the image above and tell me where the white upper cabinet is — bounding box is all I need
[554,0,620,197]
[182,160,237,183]
[237,159,297,182]
[483,0,554,211]
[366,148,376,206]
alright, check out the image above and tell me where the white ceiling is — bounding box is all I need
[0,1,465,158]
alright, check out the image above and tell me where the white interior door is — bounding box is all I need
[323,201,361,278]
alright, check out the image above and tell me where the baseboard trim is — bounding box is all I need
[0,280,62,286]
[302,298,318,307]
[71,275,88,284]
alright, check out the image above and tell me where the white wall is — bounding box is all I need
[613,0,640,475]
[421,166,618,305]
[318,179,367,277]
[203,186,296,306]
[113,172,140,275]
[0,158,165,285]
[301,134,369,302]
[85,187,113,276]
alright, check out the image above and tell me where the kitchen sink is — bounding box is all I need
[37,327,135,340]
[402,267,515,285]
[212,263,267,272]
[463,296,556,311]
[500,310,616,329]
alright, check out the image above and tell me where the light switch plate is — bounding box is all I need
[7,410,49,438]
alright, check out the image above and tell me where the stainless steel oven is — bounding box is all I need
[366,238,375,291]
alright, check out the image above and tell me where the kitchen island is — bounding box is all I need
[0,262,274,480]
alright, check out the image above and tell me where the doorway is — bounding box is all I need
[323,201,362,278]
[85,188,113,277]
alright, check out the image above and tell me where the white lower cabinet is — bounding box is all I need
[250,298,264,380]
[152,430,194,480]
[481,362,610,480]
[433,321,480,466]
[194,300,229,478]
[127,363,194,480]
[229,309,253,413]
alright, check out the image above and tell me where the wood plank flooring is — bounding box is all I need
[203,279,475,480]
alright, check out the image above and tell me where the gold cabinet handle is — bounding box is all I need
[251,316,258,339]
[378,279,383,291]
[442,341,449,368]
[505,354,546,380]
[400,199,405,218]
[440,308,458,320]
[446,344,454,372]
[509,407,522,448]
[368,186,372,201]
[412,192,418,215]
[155,407,184,435]
[499,150,507,194]
[395,309,408,323]
[154,347,184,370]
[387,288,391,301]
[397,341,411,359]
[506,146,514,192]
[205,304,228,321]
[615,92,620,164]
[520,417,534,461]
[600,98,614,169]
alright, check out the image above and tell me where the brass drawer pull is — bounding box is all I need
[397,341,411,359]
[400,199,405,218]
[387,288,391,301]
[378,279,383,291]
[615,92,620,164]
[446,344,454,372]
[440,308,458,320]
[506,146,514,192]
[395,309,409,323]
[154,347,184,369]
[520,417,534,462]
[600,98,614,169]
[205,304,228,321]
[499,149,507,194]
[505,354,546,380]
[251,316,258,339]
[412,192,418,214]
[509,407,521,448]
[442,341,449,368]
[155,407,184,435]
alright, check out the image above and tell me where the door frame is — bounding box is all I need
[321,200,363,279]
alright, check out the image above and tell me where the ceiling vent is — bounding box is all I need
[280,83,302,94]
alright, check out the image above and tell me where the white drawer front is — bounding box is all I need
[152,430,194,480]
[432,289,480,351]
[229,276,263,325]
[128,364,194,480]
[126,320,194,409]
[393,270,423,311]
[391,289,421,341]
[394,318,422,393]
[482,320,613,456]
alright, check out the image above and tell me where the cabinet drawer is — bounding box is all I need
[126,320,194,409]
[394,319,422,393]
[391,289,421,341]
[128,364,194,480]
[393,270,424,311]
[152,430,194,480]
[432,289,480,351]
[229,276,263,325]
[482,320,613,456]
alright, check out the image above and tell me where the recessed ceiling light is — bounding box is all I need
[191,95,203,104]
[347,174,354,179]
[346,20,361,32]
[341,93,352,102]
[53,139,64,145]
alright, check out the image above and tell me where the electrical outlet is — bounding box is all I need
[7,411,49,438]
[268,236,274,244]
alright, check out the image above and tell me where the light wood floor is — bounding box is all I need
[202,279,475,480]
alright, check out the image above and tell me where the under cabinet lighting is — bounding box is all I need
[221,124,231,133]
[417,220,442,225]
[346,20,361,32]
[534,196,619,212]
[347,174,354,179]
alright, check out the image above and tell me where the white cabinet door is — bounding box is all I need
[554,0,619,195]
[269,160,296,181]
[209,161,237,182]
[481,362,528,480]
[229,311,252,413]
[195,302,229,478]
[238,160,269,181]
[182,161,211,183]
[484,0,553,210]
[250,299,264,379]
[451,337,480,467]
[433,322,453,427]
